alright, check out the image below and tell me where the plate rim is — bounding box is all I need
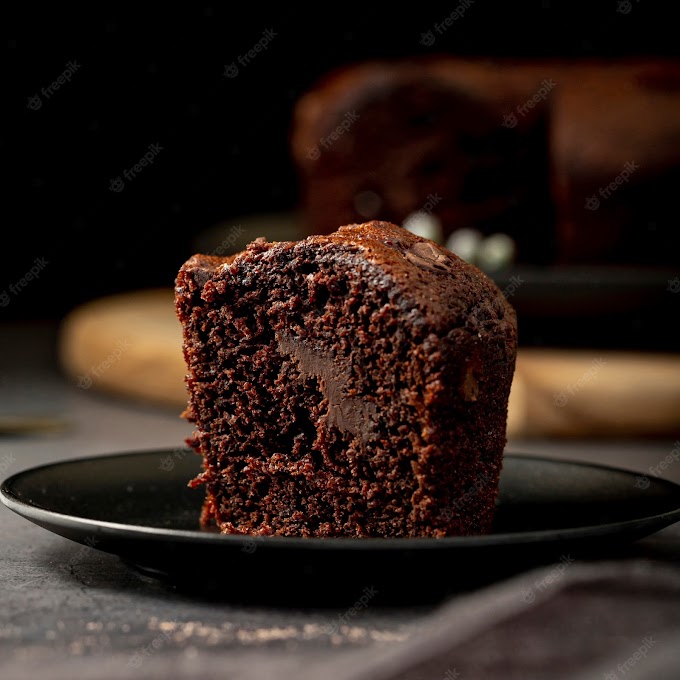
[2,449,680,550]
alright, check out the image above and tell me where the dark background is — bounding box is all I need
[2,3,677,321]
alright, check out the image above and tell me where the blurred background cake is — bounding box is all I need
[291,58,680,267]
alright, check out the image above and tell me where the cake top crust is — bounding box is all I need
[179,220,516,336]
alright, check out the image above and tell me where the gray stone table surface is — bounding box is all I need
[1,323,680,680]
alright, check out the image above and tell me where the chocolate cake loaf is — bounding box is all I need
[292,58,555,264]
[175,221,517,537]
[292,58,680,266]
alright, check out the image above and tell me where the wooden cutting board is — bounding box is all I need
[59,289,188,409]
[59,289,680,437]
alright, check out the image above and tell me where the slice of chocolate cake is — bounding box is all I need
[175,221,517,537]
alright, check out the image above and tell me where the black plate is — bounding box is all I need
[3,450,680,603]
